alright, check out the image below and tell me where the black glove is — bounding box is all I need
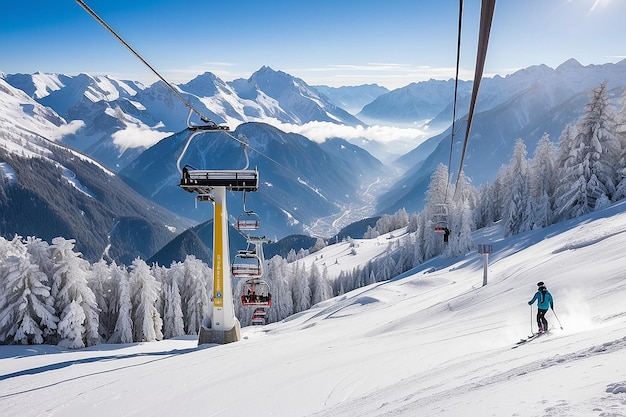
[551,302,554,310]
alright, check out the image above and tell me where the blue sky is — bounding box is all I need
[1,0,624,89]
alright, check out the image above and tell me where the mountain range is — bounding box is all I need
[3,58,626,264]
[0,76,192,264]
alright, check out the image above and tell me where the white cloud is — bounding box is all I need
[50,120,85,141]
[111,124,172,151]
[265,120,432,146]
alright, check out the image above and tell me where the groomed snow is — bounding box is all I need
[1,202,626,416]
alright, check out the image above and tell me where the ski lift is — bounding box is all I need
[251,308,267,325]
[176,117,258,196]
[241,278,272,307]
[235,191,260,231]
[433,203,449,234]
[232,250,262,278]
[236,211,261,231]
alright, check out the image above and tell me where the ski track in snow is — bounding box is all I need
[310,335,626,417]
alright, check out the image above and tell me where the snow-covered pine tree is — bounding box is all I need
[24,236,54,278]
[310,237,327,253]
[555,83,621,219]
[263,255,293,324]
[155,263,184,339]
[503,139,533,236]
[49,237,100,347]
[423,163,451,259]
[161,269,185,339]
[129,258,163,342]
[57,300,86,349]
[107,261,133,344]
[0,255,58,345]
[181,255,211,335]
[445,172,476,256]
[614,90,626,200]
[309,263,333,306]
[530,133,558,228]
[286,249,297,263]
[88,259,114,341]
[291,261,311,313]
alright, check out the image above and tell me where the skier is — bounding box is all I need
[528,281,554,333]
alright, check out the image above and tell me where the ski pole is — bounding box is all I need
[552,308,563,330]
[530,304,534,335]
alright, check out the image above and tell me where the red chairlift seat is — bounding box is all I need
[241,279,271,307]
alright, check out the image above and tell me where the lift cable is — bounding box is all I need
[453,0,496,199]
[444,0,464,204]
[75,0,217,126]
[76,0,301,181]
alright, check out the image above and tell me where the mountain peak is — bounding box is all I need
[556,58,583,72]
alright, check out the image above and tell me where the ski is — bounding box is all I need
[512,334,536,347]
[511,330,550,349]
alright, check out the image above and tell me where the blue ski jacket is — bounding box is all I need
[528,289,553,310]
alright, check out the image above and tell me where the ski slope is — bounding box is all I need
[1,202,626,416]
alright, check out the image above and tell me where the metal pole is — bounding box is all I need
[482,253,488,286]
[552,309,563,330]
[530,305,534,335]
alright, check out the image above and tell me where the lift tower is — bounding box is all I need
[178,128,259,345]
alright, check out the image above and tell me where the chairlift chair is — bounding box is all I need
[231,250,262,278]
[251,308,267,325]
[433,203,449,234]
[241,278,272,307]
[236,211,260,231]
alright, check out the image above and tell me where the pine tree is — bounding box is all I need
[88,260,114,341]
[108,262,133,344]
[129,258,163,342]
[503,139,533,236]
[0,256,58,344]
[423,163,451,259]
[161,268,185,339]
[556,83,621,219]
[181,256,210,335]
[309,264,332,306]
[614,91,626,200]
[49,237,100,347]
[291,261,311,313]
[57,300,86,349]
[530,133,558,228]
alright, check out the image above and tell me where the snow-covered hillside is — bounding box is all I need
[1,200,625,416]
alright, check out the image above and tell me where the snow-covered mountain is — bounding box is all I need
[4,67,367,171]
[119,122,389,239]
[4,59,625,244]
[0,75,192,263]
[313,83,389,114]
[376,59,626,215]
[230,66,364,126]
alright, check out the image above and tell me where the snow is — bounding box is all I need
[0,162,16,184]
[59,166,93,197]
[1,202,626,416]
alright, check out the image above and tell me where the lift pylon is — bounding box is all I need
[176,127,260,345]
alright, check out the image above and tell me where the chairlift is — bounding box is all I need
[236,211,261,231]
[251,308,267,325]
[241,278,272,307]
[235,190,260,231]
[232,250,262,278]
[433,203,449,234]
